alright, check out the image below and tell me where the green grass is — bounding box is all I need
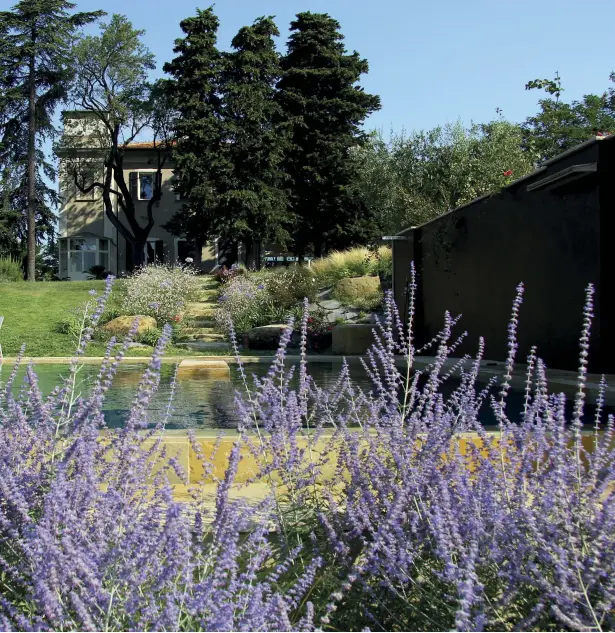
[0,281,213,358]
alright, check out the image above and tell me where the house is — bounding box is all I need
[56,111,218,280]
[386,134,615,374]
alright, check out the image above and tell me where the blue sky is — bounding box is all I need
[10,0,615,134]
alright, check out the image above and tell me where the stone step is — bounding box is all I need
[180,327,221,337]
[177,341,231,352]
[178,332,226,342]
[185,303,216,317]
[188,317,216,328]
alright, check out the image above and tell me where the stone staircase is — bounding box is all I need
[177,278,231,352]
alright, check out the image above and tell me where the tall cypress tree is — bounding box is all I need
[0,0,104,280]
[277,12,380,257]
[219,16,290,268]
[162,7,229,266]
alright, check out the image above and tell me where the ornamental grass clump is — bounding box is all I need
[123,262,201,323]
[0,256,22,282]
[2,268,615,631]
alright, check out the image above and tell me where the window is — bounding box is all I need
[139,174,154,200]
[58,237,111,279]
[129,171,160,201]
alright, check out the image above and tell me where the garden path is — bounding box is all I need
[177,276,231,352]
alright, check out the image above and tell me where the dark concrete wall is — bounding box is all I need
[393,140,612,373]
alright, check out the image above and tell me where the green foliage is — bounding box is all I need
[0,256,22,281]
[134,327,163,347]
[87,265,110,280]
[218,16,291,257]
[277,12,381,256]
[162,8,228,253]
[523,71,615,162]
[351,119,537,236]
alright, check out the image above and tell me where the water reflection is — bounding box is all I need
[3,363,610,430]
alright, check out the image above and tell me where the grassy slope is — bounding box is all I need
[0,281,205,357]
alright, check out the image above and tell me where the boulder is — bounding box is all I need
[333,276,381,304]
[247,324,289,350]
[332,323,377,355]
[102,315,157,336]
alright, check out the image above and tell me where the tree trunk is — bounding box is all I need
[132,239,146,269]
[26,44,37,282]
[244,236,254,269]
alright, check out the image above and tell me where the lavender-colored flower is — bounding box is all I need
[1,267,614,632]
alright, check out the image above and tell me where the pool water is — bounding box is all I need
[1,362,610,430]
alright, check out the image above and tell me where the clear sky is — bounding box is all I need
[6,0,614,134]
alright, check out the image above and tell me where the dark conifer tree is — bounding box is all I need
[277,12,380,257]
[219,16,290,268]
[163,7,229,267]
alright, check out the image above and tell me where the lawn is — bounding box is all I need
[0,281,206,358]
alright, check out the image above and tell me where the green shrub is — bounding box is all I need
[0,257,23,282]
[135,327,163,347]
[123,263,202,323]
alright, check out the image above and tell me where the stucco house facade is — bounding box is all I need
[56,112,218,280]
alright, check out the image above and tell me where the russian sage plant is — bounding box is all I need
[1,269,614,632]
[0,277,317,632]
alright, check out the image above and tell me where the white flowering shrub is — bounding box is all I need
[123,263,201,323]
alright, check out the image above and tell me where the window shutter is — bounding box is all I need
[129,172,138,200]
[155,171,162,191]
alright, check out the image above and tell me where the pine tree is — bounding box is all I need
[277,12,380,258]
[219,16,290,268]
[162,7,229,266]
[0,0,104,280]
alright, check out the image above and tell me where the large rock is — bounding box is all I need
[102,315,157,336]
[333,276,381,304]
[332,323,377,355]
[247,324,289,350]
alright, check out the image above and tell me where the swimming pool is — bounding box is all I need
[2,361,611,429]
